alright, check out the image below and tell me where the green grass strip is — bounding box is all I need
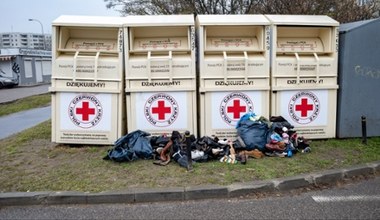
[0,94,51,117]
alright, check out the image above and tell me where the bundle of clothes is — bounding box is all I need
[103,113,311,169]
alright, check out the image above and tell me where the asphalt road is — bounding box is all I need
[1,177,379,219]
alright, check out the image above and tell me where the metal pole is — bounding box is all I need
[184,131,193,171]
[361,116,367,145]
[28,18,45,50]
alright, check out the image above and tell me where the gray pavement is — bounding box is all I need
[0,83,51,139]
[0,106,51,139]
[1,176,379,219]
[0,83,50,104]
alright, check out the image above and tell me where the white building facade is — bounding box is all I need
[0,48,51,85]
[0,32,52,86]
[0,32,52,51]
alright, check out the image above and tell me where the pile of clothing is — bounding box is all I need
[235,113,311,158]
[264,115,311,157]
[104,113,311,168]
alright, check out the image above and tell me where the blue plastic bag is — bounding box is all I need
[104,130,153,162]
[236,113,269,151]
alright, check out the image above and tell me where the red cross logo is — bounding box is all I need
[288,91,320,125]
[227,99,246,119]
[152,100,171,120]
[295,98,314,117]
[76,101,95,121]
[145,93,179,127]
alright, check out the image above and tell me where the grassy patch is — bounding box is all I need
[0,121,379,193]
[0,93,51,117]
[4,120,51,155]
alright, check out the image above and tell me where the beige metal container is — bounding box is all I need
[124,15,197,136]
[197,15,271,139]
[266,15,339,139]
[50,15,126,145]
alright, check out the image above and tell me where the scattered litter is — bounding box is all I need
[104,114,311,170]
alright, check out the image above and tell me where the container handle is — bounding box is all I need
[295,52,300,85]
[313,53,320,84]
[93,52,100,82]
[73,51,79,82]
[72,51,100,82]
[244,52,248,83]
[223,51,249,83]
[147,51,173,83]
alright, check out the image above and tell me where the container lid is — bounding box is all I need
[265,15,339,26]
[52,15,125,27]
[339,18,379,33]
[126,15,194,27]
[197,14,270,25]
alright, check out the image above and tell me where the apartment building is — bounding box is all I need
[0,32,52,50]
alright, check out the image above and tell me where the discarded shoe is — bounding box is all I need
[219,155,228,163]
[156,147,163,154]
[212,148,224,155]
[226,156,237,164]
[264,151,286,157]
[160,139,173,161]
[244,149,264,159]
[153,157,171,166]
[266,142,286,152]
[218,139,228,145]
[240,152,247,165]
[302,147,311,153]
[191,150,204,159]
[275,152,286,158]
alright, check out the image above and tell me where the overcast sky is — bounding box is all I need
[0,0,121,34]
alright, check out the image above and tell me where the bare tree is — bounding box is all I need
[332,0,379,23]
[256,0,334,14]
[104,0,379,23]
[104,0,262,15]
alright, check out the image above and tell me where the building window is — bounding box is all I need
[358,0,368,6]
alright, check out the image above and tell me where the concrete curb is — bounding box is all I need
[1,161,379,207]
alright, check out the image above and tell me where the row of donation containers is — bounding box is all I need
[50,14,340,145]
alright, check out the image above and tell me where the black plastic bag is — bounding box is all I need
[103,146,136,162]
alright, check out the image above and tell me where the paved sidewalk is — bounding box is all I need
[0,106,51,139]
[0,83,51,139]
[0,84,50,104]
[1,161,379,206]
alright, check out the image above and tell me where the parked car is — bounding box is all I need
[0,69,19,89]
